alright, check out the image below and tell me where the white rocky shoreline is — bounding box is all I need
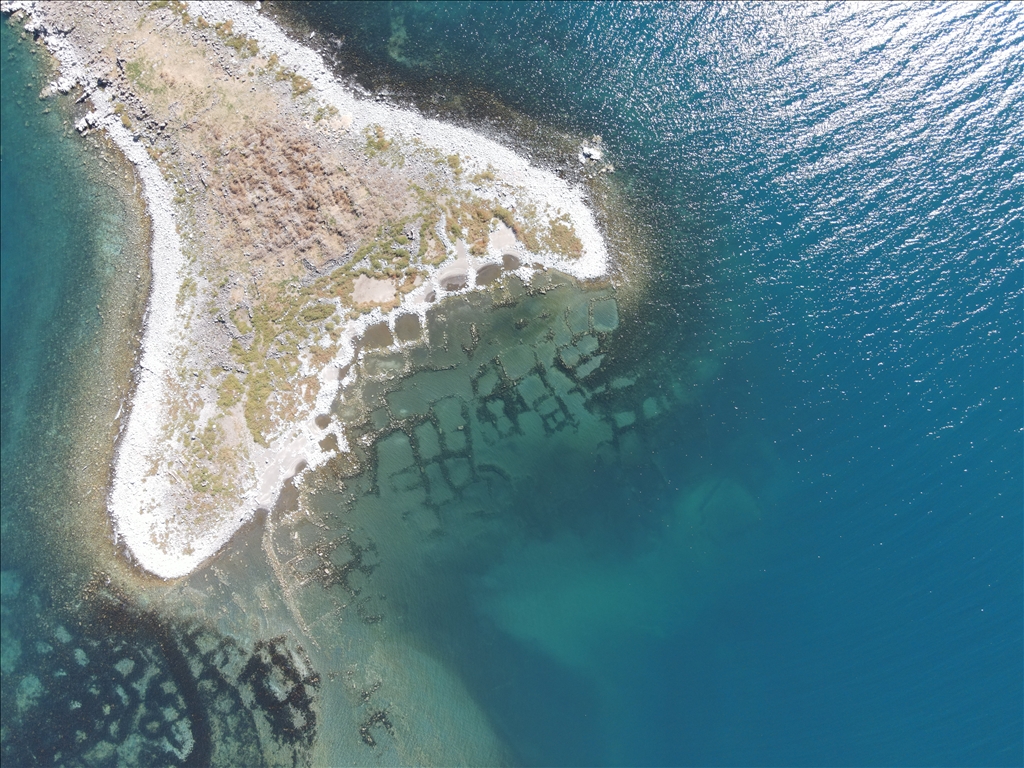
[3,0,613,580]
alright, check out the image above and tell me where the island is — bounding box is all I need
[4,0,617,579]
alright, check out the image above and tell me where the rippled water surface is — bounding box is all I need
[3,2,1022,765]
[282,3,1023,764]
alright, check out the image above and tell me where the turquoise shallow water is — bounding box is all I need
[1,21,157,766]
[2,2,1022,766]
[1,29,109,583]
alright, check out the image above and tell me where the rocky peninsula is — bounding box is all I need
[4,0,614,579]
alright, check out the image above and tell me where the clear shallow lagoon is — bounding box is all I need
[2,3,1022,766]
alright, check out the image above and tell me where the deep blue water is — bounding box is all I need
[2,2,1021,765]
[288,2,1023,765]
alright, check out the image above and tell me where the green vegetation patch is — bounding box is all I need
[300,302,335,324]
[148,1,197,30]
[472,167,496,184]
[217,373,243,408]
[365,124,393,155]
[229,307,251,335]
[546,215,583,259]
[262,54,313,96]
[364,125,404,166]
[185,420,237,497]
[314,104,339,123]
[214,20,260,58]
[124,57,163,95]
[350,219,414,276]
[176,276,197,308]
[243,367,274,443]
[226,278,344,444]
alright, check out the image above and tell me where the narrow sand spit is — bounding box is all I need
[5,0,612,579]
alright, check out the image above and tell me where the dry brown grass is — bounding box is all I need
[206,124,388,283]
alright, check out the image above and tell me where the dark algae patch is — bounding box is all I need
[359,709,395,748]
[2,579,210,768]
[1,577,325,768]
[237,637,320,749]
